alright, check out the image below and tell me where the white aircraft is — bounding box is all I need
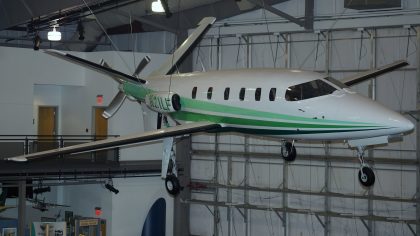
[6,17,414,195]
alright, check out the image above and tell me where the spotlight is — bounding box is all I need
[151,0,164,12]
[105,183,119,194]
[77,21,85,41]
[33,33,41,51]
[33,186,51,195]
[151,0,172,18]
[48,25,61,41]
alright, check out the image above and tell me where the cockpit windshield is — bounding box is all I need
[285,79,337,101]
[324,76,348,89]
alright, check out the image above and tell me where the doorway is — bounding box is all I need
[93,107,110,162]
[93,107,108,140]
[37,106,57,151]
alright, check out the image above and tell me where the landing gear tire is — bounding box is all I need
[358,166,375,187]
[281,142,296,162]
[165,174,181,196]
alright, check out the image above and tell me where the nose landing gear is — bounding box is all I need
[281,141,297,162]
[356,146,375,187]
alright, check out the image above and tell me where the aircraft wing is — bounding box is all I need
[149,17,216,76]
[0,206,15,212]
[341,60,408,86]
[6,122,221,162]
[44,50,146,84]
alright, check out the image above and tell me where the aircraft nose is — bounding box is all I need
[385,111,415,134]
[398,115,414,133]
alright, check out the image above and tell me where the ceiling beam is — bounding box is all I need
[246,0,308,28]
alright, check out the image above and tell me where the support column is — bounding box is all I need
[244,135,250,236]
[415,25,420,236]
[324,143,331,236]
[367,29,377,236]
[174,137,191,236]
[227,148,233,236]
[214,134,220,236]
[18,181,26,236]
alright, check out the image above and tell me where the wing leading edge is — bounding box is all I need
[7,122,221,162]
[341,60,409,86]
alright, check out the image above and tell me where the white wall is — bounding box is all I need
[0,46,173,235]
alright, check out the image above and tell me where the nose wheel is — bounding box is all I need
[281,141,296,162]
[356,147,375,187]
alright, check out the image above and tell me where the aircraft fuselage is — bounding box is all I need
[121,68,414,141]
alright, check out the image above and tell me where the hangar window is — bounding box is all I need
[285,79,336,101]
[207,87,213,100]
[239,88,246,101]
[192,87,197,99]
[224,87,230,100]
[269,88,276,101]
[255,88,261,101]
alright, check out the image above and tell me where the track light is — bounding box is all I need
[105,183,119,194]
[77,21,85,41]
[48,25,61,41]
[33,33,41,51]
[33,186,51,195]
[151,0,172,18]
[151,0,164,12]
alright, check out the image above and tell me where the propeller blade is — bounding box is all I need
[157,113,163,129]
[103,91,127,119]
[133,56,151,76]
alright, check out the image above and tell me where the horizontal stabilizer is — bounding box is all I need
[44,50,146,84]
[150,17,216,76]
[6,122,221,162]
[342,60,409,86]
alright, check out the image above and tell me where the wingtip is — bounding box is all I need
[6,157,28,162]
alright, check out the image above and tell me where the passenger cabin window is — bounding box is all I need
[285,79,336,101]
[207,87,213,100]
[192,87,197,99]
[224,87,230,100]
[255,88,261,101]
[269,88,276,101]
[239,88,246,101]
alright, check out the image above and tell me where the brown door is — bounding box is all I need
[94,108,108,140]
[93,108,110,162]
[38,107,57,151]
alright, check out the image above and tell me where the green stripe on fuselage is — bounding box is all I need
[180,98,378,127]
[121,82,379,128]
[171,111,383,129]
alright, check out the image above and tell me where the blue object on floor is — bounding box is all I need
[141,197,166,236]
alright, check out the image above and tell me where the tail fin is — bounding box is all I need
[0,188,7,206]
[149,17,216,76]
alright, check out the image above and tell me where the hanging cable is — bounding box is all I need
[260,0,276,66]
[313,33,320,70]
[357,30,364,71]
[81,0,134,75]
[236,36,242,68]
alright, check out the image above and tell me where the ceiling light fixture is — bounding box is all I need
[77,21,85,41]
[151,0,165,12]
[33,33,41,51]
[48,25,61,41]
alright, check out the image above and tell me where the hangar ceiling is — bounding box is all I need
[0,0,291,51]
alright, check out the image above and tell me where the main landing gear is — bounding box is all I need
[356,146,375,187]
[281,141,296,162]
[162,137,181,196]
